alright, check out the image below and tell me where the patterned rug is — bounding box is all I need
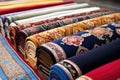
[0,34,40,80]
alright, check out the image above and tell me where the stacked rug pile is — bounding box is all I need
[0,0,120,80]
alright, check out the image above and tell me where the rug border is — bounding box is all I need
[0,34,42,80]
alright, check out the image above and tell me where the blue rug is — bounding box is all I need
[0,34,39,80]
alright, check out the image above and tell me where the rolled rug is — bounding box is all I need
[4,3,88,23]
[9,6,102,27]
[1,3,76,26]
[7,7,99,40]
[15,8,112,51]
[9,7,102,50]
[36,21,120,75]
[10,7,102,27]
[4,3,87,31]
[0,3,76,37]
[0,0,64,6]
[10,7,97,26]
[0,0,74,15]
[4,3,88,38]
[76,59,120,80]
[49,38,120,80]
[9,7,103,50]
[1,4,78,38]
[24,13,120,68]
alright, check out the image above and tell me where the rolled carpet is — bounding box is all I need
[14,7,101,53]
[15,8,111,51]
[0,2,76,37]
[1,3,76,26]
[76,59,120,80]
[3,3,87,33]
[9,7,102,50]
[0,0,64,6]
[10,6,96,26]
[4,3,88,23]
[7,7,99,40]
[0,0,73,15]
[24,13,120,68]
[4,3,85,38]
[49,38,120,80]
[36,21,120,75]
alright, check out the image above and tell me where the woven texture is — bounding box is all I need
[0,34,41,80]
[24,13,120,68]
[16,8,111,52]
[50,38,120,80]
[36,21,120,75]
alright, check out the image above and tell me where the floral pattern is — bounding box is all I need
[112,23,120,35]
[22,10,112,37]
[44,42,66,62]
[116,28,120,35]
[88,27,113,40]
[60,22,120,56]
[29,13,120,70]
[61,27,114,47]
[62,36,84,47]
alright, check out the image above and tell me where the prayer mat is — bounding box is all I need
[0,0,73,15]
[49,38,120,80]
[24,13,120,69]
[0,34,41,80]
[36,21,120,75]
[76,59,120,80]
[15,8,111,51]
